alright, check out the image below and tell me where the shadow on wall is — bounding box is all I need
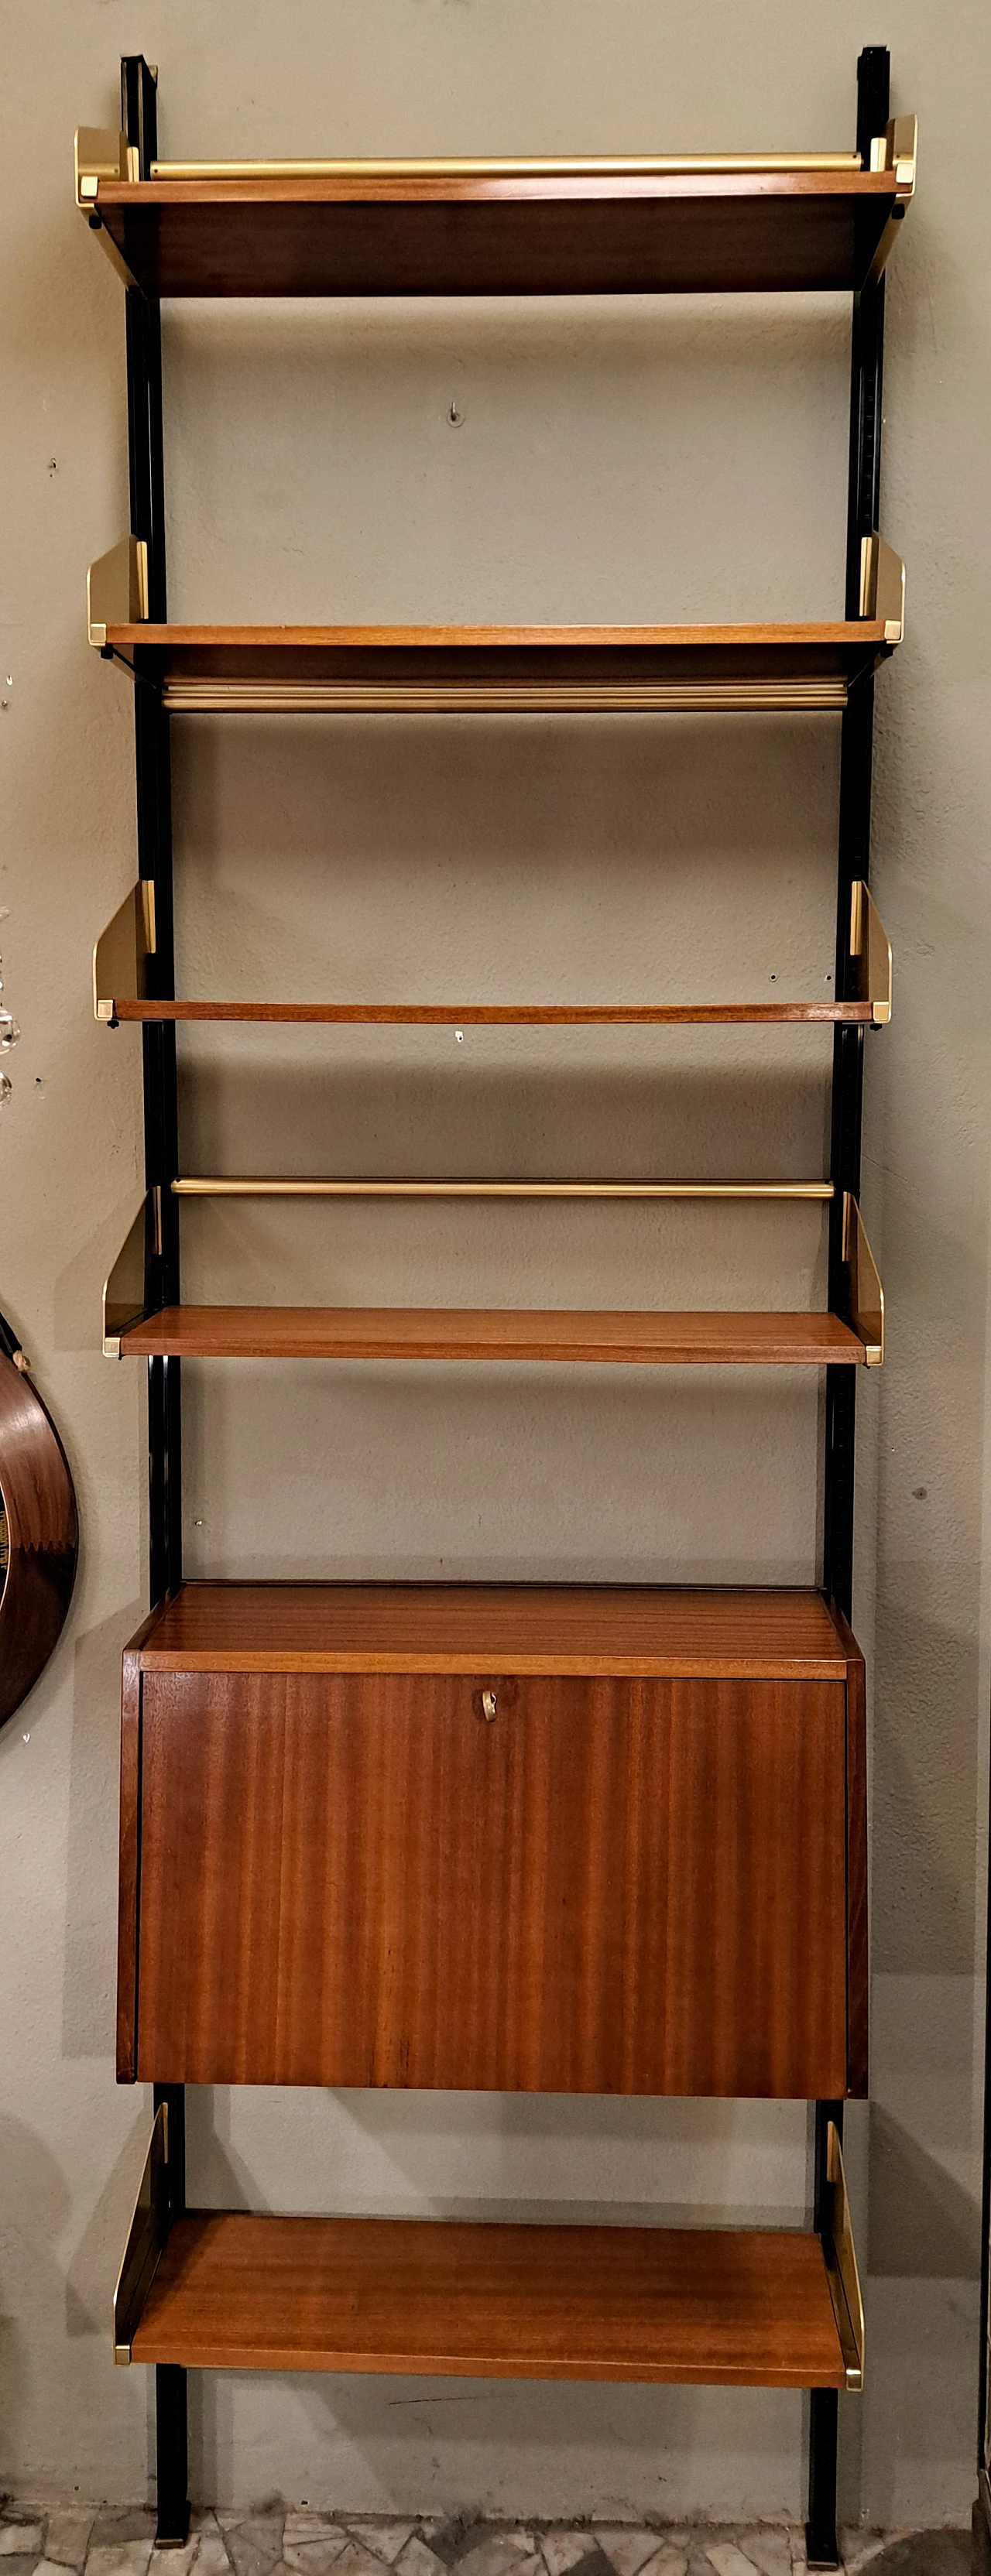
[176,1058,834,1182]
[869,2109,980,2278]
[191,2365,807,2525]
[61,1606,145,2062]
[161,299,850,631]
[170,712,843,1009]
[186,2084,810,2229]
[871,1599,979,1979]
[0,2115,73,2481]
[180,1360,826,1588]
[63,2103,158,2342]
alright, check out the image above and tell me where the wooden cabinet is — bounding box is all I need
[118,1583,866,2099]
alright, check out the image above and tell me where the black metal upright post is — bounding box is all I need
[808,44,890,2572]
[976,1800,991,2573]
[120,53,189,2549]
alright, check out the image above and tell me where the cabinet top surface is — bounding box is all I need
[129,1582,858,1677]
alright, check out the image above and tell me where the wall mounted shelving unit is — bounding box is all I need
[77,49,914,2568]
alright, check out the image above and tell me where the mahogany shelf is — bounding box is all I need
[101,619,892,713]
[108,997,874,1026]
[113,1304,867,1365]
[128,2210,849,2389]
[87,165,907,302]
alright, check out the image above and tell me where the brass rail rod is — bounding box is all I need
[173,1177,834,1201]
[160,682,851,715]
[149,152,863,182]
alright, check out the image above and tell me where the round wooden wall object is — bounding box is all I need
[0,1326,78,1732]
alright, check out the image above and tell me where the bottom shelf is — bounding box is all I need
[115,2119,862,2390]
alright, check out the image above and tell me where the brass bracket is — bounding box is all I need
[74,126,135,207]
[103,1190,163,1358]
[87,537,149,649]
[849,881,892,1026]
[113,2104,171,2365]
[869,114,917,197]
[93,882,156,1022]
[74,128,140,284]
[822,2121,865,2393]
[841,1191,884,1368]
[859,533,905,646]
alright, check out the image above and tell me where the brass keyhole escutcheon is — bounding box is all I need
[481,1688,497,1721]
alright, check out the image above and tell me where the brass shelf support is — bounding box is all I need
[103,1191,163,1358]
[840,1192,884,1367]
[87,536,149,649]
[850,879,893,1025]
[74,126,135,205]
[869,112,917,192]
[859,533,905,646]
[93,882,156,1023]
[113,2104,171,2366]
[822,2121,866,2392]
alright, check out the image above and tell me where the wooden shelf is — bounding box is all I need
[107,997,875,1025]
[83,163,910,301]
[112,1303,868,1365]
[125,2209,849,2387]
[130,1580,856,1678]
[98,619,893,714]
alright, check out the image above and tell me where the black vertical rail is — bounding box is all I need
[978,1751,991,2558]
[807,2091,845,2568]
[121,55,190,2550]
[152,2081,188,2544]
[808,46,890,2572]
[121,57,182,1612]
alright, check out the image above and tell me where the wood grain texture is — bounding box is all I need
[116,1653,143,2084]
[110,999,874,1026]
[94,168,901,301]
[116,1600,171,2084]
[130,1581,855,1678]
[131,1669,849,2094]
[0,1348,78,1732]
[110,620,885,649]
[130,2210,847,2386]
[118,1306,867,1365]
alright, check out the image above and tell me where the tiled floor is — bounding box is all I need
[0,2506,971,2576]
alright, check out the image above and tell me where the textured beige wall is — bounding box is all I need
[0,0,986,2530]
